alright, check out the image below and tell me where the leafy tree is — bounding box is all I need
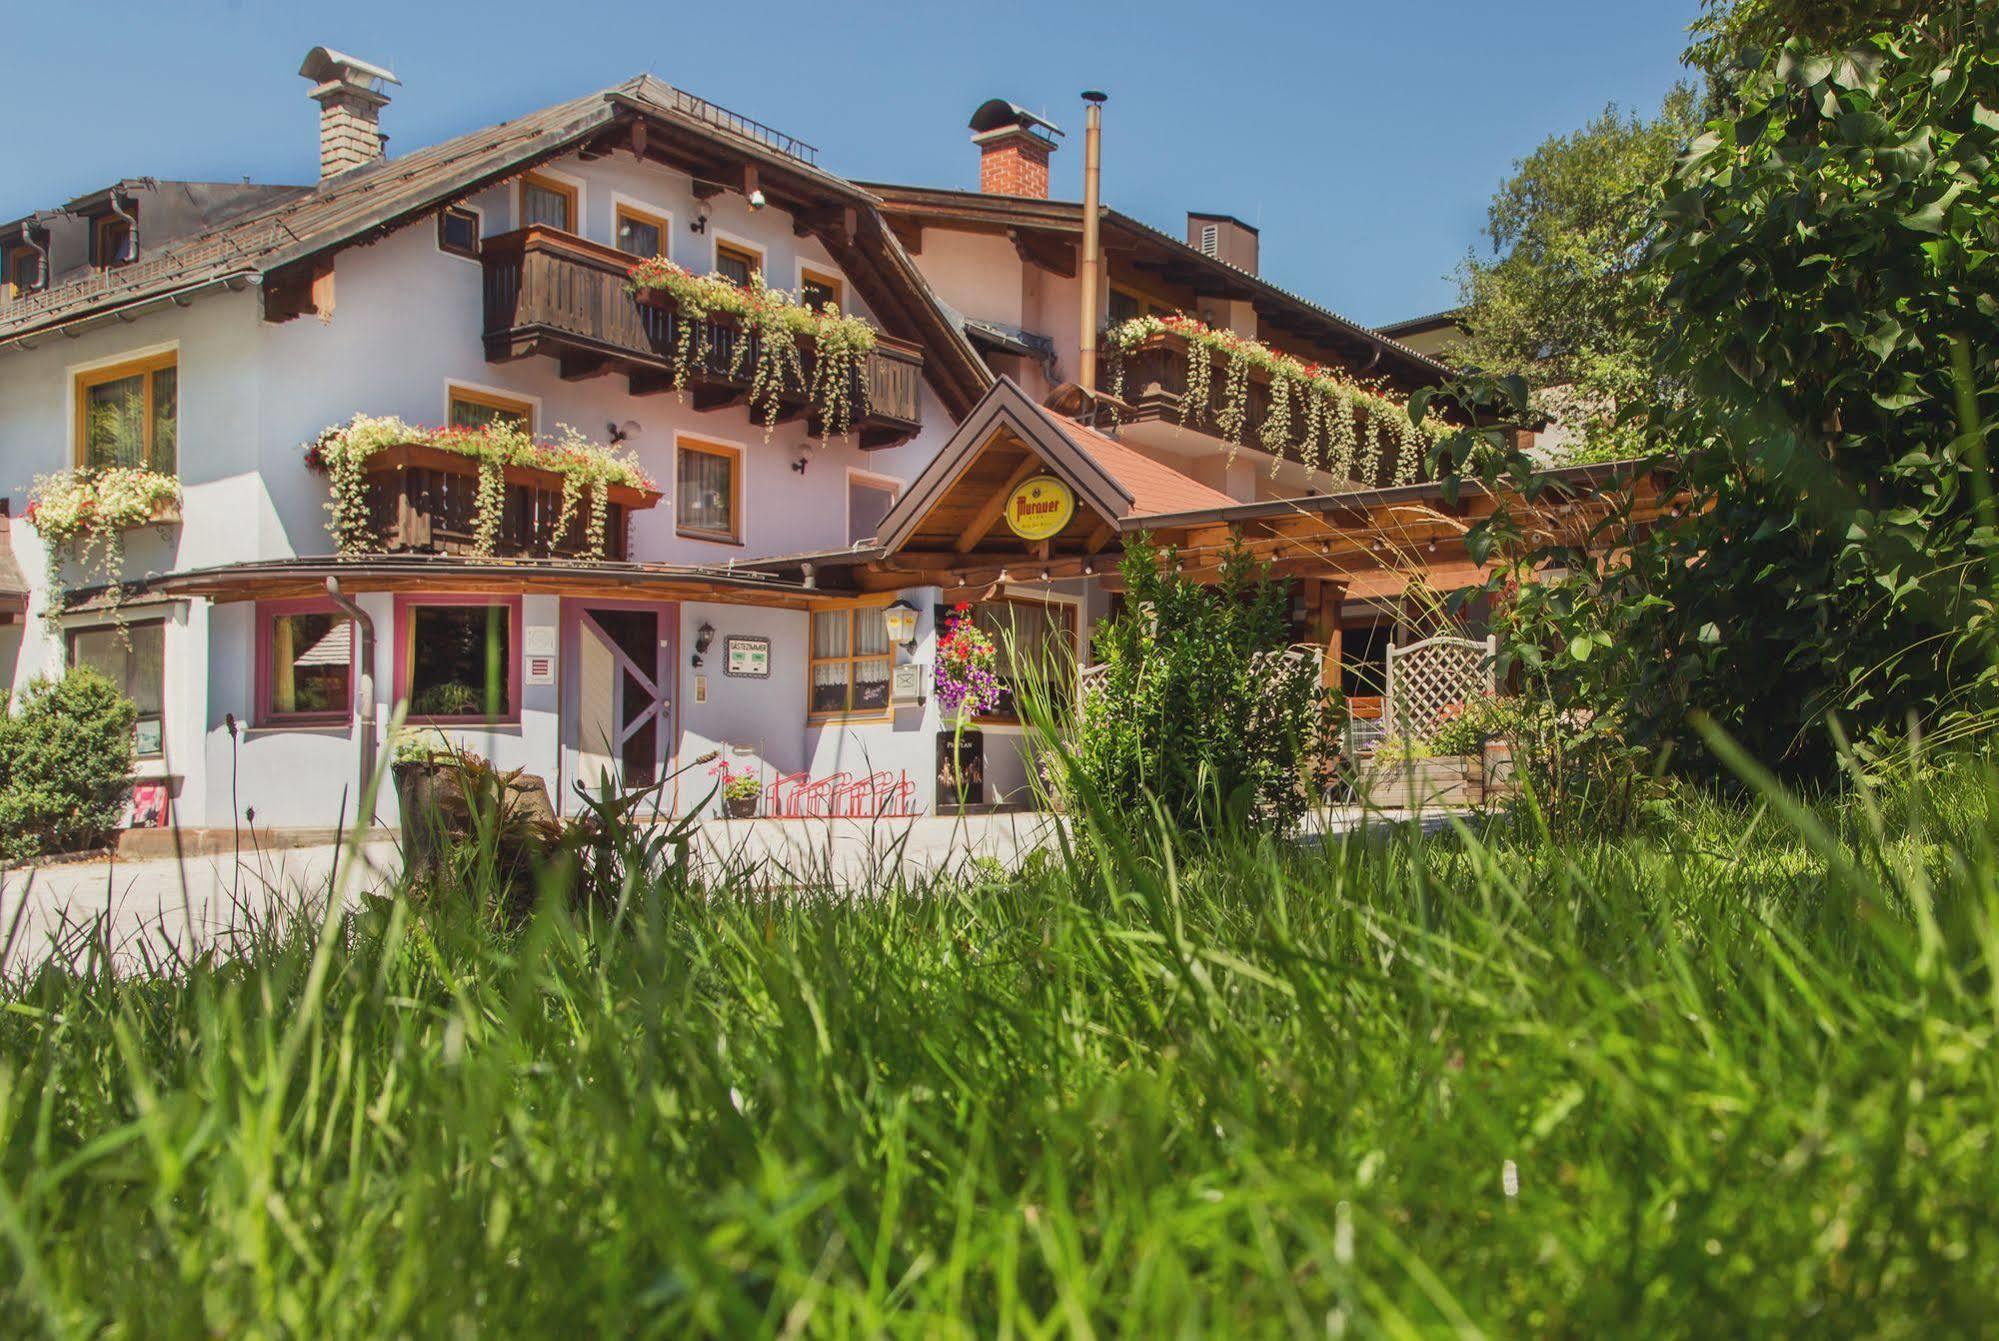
[1686,0,1959,82]
[1453,89,1701,463]
[1060,537,1338,834]
[1444,10,1999,784]
[0,666,137,859]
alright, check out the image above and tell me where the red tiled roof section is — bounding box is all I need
[1052,416,1238,519]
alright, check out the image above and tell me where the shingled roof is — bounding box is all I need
[0,77,994,416]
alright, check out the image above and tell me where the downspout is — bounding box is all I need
[17,222,47,290]
[324,577,378,822]
[106,193,138,262]
[1077,91,1107,398]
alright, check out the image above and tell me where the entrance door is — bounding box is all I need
[563,601,675,812]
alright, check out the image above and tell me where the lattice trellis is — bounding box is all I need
[1385,635,1496,740]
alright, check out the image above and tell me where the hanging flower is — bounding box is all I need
[304,415,654,558]
[624,259,879,440]
[25,467,182,624]
[935,603,1002,718]
[1102,314,1451,483]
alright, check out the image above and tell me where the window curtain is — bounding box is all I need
[678,451,733,532]
[84,374,146,469]
[523,183,570,230]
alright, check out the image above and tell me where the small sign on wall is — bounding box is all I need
[524,625,558,657]
[525,654,556,686]
[725,635,770,679]
[694,674,708,704]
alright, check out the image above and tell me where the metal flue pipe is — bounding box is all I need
[324,577,378,821]
[1077,91,1107,396]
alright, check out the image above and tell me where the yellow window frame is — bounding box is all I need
[807,596,894,722]
[74,350,177,472]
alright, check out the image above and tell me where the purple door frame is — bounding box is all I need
[559,597,679,815]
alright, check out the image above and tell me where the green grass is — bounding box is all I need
[4,757,1999,1336]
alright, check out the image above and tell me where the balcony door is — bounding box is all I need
[562,600,676,814]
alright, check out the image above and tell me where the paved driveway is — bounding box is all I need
[0,806,1421,975]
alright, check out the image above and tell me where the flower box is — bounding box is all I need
[360,442,661,561]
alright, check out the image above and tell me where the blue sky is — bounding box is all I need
[3,0,1697,326]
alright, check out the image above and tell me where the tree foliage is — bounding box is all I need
[1446,10,1999,784]
[1062,537,1338,834]
[0,666,137,860]
[1453,89,1701,463]
[1686,0,1961,82]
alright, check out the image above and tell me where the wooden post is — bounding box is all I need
[1317,580,1346,691]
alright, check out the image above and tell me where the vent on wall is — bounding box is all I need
[1198,222,1220,258]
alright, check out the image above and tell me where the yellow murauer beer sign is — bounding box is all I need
[1004,475,1075,541]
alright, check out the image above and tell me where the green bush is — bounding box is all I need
[1060,536,1340,833]
[0,665,137,860]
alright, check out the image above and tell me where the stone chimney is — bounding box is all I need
[299,47,400,180]
[968,99,1063,199]
[1188,212,1259,276]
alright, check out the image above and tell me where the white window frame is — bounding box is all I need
[62,609,172,770]
[844,466,900,545]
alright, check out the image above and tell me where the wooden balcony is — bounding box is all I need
[1100,327,1397,485]
[360,443,662,561]
[481,227,924,448]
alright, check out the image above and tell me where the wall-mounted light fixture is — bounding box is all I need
[691,620,716,667]
[747,188,767,210]
[883,599,920,647]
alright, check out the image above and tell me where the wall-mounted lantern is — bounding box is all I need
[883,599,920,648]
[692,620,716,667]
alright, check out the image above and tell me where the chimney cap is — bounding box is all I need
[969,99,1063,139]
[298,47,400,90]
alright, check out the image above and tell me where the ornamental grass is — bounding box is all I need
[3,745,1998,1334]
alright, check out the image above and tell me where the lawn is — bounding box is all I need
[3,761,1997,1337]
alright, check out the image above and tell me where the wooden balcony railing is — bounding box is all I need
[1099,328,1399,486]
[360,444,662,561]
[481,227,924,447]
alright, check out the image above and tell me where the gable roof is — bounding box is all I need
[1056,418,1237,517]
[0,77,995,415]
[869,377,1235,555]
[857,184,1450,390]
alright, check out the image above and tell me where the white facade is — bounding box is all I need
[0,142,1058,831]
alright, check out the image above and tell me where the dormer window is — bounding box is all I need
[92,212,136,269]
[3,240,44,299]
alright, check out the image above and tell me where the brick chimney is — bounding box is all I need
[299,47,400,180]
[969,99,1063,199]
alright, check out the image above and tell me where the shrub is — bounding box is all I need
[0,665,137,860]
[1061,536,1340,834]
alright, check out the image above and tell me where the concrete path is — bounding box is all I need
[1,806,1438,975]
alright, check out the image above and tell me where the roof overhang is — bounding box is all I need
[122,554,827,609]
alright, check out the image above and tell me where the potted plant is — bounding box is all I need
[721,772,760,819]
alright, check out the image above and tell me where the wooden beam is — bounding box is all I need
[559,353,614,382]
[628,370,677,397]
[954,454,1047,554]
[885,215,923,254]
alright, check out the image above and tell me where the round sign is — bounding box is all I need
[1004,475,1076,541]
